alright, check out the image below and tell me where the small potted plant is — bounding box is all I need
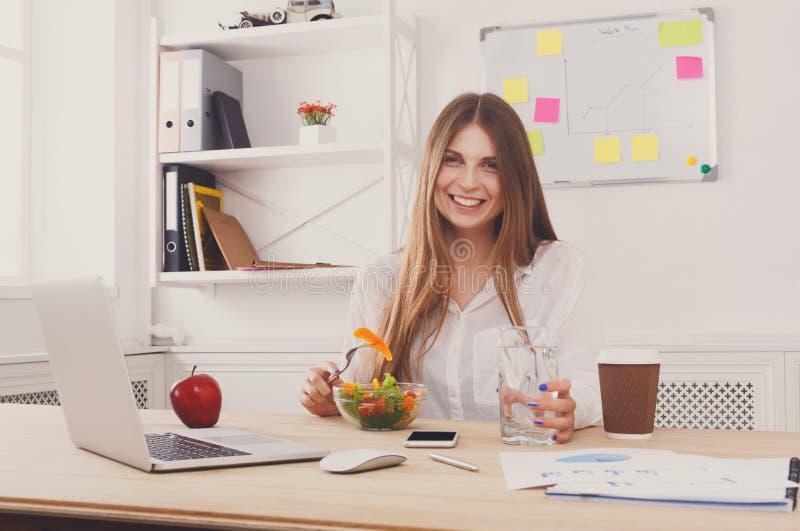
[297,100,337,144]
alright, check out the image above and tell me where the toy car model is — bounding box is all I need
[218,9,286,30]
[285,0,340,23]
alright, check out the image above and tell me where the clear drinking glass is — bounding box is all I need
[498,326,559,445]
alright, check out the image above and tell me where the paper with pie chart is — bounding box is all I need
[499,448,798,501]
[499,447,679,490]
[481,9,717,184]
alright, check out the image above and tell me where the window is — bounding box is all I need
[0,0,29,285]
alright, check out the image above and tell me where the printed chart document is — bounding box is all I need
[499,448,798,512]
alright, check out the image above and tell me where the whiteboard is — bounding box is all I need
[481,9,717,186]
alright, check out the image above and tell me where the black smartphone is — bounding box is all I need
[403,430,459,448]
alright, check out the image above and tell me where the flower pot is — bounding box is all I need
[299,124,336,145]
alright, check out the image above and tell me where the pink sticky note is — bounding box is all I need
[534,97,560,123]
[676,56,703,79]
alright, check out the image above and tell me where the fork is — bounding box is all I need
[326,343,371,384]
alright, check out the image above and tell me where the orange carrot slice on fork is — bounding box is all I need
[353,327,393,361]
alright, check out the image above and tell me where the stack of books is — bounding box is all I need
[162,164,223,272]
[162,164,344,273]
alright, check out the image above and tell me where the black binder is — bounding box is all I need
[162,164,215,272]
[787,457,799,510]
[212,91,251,149]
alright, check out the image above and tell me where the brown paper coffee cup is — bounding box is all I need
[597,348,661,439]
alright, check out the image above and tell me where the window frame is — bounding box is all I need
[0,0,31,296]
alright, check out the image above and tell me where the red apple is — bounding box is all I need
[169,366,222,428]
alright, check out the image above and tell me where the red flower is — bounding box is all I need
[297,100,337,125]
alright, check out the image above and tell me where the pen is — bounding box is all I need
[428,453,480,472]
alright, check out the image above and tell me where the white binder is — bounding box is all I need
[157,51,181,153]
[180,50,243,152]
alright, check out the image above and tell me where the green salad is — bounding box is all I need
[336,374,423,430]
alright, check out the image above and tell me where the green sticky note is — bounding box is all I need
[632,134,659,161]
[527,130,544,156]
[659,20,702,47]
[594,136,621,164]
[537,29,563,56]
[502,78,528,104]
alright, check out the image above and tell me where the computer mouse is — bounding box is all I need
[319,448,407,474]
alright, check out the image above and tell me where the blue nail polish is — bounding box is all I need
[527,402,538,407]
[334,369,341,373]
[534,420,544,425]
[551,433,558,441]
[496,387,498,392]
[538,383,548,391]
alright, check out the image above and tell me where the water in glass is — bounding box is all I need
[497,326,559,445]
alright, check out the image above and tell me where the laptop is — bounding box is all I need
[31,277,328,472]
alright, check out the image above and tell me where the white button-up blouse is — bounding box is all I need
[339,240,604,430]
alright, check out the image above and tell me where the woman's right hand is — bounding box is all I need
[299,361,341,417]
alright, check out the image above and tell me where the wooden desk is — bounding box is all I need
[0,404,797,530]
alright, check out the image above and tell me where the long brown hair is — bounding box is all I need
[360,92,557,381]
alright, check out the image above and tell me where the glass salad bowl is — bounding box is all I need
[333,376,426,431]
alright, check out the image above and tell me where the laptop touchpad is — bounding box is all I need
[203,434,282,447]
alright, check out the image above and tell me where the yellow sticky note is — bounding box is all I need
[527,130,544,156]
[594,136,621,164]
[659,20,702,47]
[502,78,528,104]
[632,134,659,161]
[537,29,563,56]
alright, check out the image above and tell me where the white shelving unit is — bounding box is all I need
[159,15,384,59]
[159,143,383,172]
[147,0,419,287]
[159,266,359,286]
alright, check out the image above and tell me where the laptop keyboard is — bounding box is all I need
[145,432,252,461]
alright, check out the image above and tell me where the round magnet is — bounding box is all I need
[686,156,697,166]
[700,164,711,174]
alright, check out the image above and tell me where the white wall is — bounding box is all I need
[0,0,149,354]
[29,0,116,286]
[112,0,151,347]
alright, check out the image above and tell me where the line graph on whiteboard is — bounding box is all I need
[564,57,694,136]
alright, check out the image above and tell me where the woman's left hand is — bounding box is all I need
[499,378,577,443]
[528,378,576,443]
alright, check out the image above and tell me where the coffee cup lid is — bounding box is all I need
[597,347,661,364]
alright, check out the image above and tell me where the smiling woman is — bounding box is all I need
[301,92,604,444]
